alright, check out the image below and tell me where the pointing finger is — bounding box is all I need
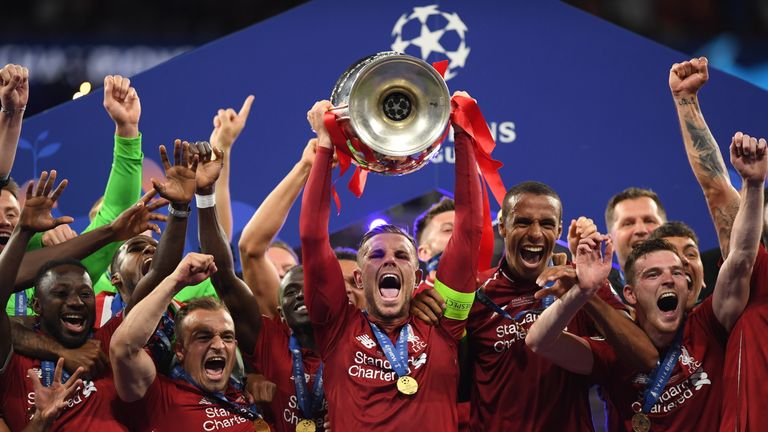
[238,95,254,119]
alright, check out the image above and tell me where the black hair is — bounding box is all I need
[413,196,455,246]
[624,238,680,285]
[33,259,89,291]
[649,221,699,246]
[333,247,358,261]
[501,181,562,222]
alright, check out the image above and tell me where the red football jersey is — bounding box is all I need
[721,246,768,431]
[467,262,625,431]
[251,316,325,432]
[318,304,463,430]
[0,317,130,431]
[589,296,726,431]
[126,374,258,432]
[95,291,120,329]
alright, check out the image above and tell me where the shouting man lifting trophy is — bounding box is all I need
[299,52,506,430]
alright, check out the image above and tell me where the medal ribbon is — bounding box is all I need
[170,365,262,421]
[426,251,443,274]
[475,259,557,322]
[289,335,325,420]
[110,291,126,317]
[33,321,84,386]
[474,270,513,320]
[15,290,28,316]
[364,313,411,378]
[640,323,685,414]
[147,311,176,367]
[40,360,70,387]
[513,288,556,322]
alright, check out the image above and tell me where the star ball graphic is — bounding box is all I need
[391,4,471,81]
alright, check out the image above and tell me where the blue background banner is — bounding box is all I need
[12,0,767,253]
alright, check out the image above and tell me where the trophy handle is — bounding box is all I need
[329,104,350,121]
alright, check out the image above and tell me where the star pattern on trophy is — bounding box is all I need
[390,4,471,81]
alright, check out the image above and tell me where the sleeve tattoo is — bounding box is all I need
[684,118,726,179]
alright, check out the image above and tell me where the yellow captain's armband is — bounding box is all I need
[433,278,475,321]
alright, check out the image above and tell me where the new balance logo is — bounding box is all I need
[412,353,427,369]
[356,334,377,349]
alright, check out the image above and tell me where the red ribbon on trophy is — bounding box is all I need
[321,57,506,271]
[449,94,506,271]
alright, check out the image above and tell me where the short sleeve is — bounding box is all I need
[586,337,618,384]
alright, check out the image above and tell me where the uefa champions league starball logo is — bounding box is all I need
[391,5,470,81]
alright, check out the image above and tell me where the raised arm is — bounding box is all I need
[669,57,740,257]
[210,95,254,241]
[239,139,315,318]
[0,64,28,180]
[526,236,614,375]
[128,140,198,312]
[110,253,216,402]
[11,318,107,378]
[2,172,73,364]
[563,217,659,370]
[68,75,144,281]
[432,92,483,331]
[196,143,262,354]
[14,189,165,291]
[300,101,347,326]
[15,225,114,289]
[104,75,140,139]
[582,296,657,370]
[712,133,766,331]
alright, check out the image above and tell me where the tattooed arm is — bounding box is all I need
[669,57,740,257]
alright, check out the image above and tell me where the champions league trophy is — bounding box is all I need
[327,51,451,175]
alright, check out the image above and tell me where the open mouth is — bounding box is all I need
[657,292,679,312]
[61,314,87,333]
[140,257,153,276]
[0,233,10,245]
[519,245,545,267]
[685,274,693,290]
[293,303,307,313]
[204,356,226,379]
[378,273,401,299]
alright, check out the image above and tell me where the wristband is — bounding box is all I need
[168,204,190,218]
[195,193,215,209]
[0,105,25,116]
[433,278,475,321]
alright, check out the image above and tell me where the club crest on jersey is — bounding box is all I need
[679,346,702,374]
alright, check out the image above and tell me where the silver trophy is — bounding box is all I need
[329,52,450,175]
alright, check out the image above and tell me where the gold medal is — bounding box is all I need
[631,412,650,432]
[296,419,317,432]
[252,418,271,432]
[396,375,419,395]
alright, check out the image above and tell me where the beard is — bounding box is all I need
[364,288,410,321]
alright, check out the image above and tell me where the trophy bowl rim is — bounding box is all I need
[347,54,450,157]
